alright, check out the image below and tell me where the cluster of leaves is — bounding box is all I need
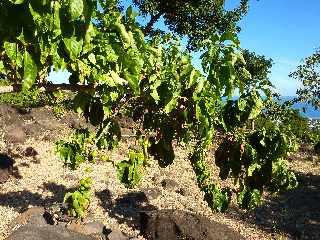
[255,99,308,146]
[309,123,320,155]
[0,0,300,215]
[189,145,231,212]
[216,125,297,209]
[116,149,145,188]
[187,92,298,211]
[55,128,96,169]
[63,177,92,218]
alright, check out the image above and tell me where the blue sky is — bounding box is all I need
[50,0,320,96]
[235,0,320,96]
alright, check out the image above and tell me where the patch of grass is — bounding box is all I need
[0,80,73,117]
[0,88,48,109]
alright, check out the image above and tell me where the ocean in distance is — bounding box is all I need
[281,96,320,119]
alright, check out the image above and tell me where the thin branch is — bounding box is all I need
[0,83,94,94]
[143,12,163,35]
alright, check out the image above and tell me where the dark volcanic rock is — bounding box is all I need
[8,207,106,240]
[140,210,245,240]
[23,147,38,157]
[11,207,47,227]
[6,225,97,240]
[5,125,26,144]
[116,192,149,208]
[0,153,13,183]
[66,221,106,238]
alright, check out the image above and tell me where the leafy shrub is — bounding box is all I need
[116,150,145,188]
[0,88,47,109]
[55,129,95,169]
[63,178,92,219]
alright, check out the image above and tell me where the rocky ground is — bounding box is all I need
[0,104,319,240]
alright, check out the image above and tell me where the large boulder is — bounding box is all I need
[6,225,97,240]
[140,210,245,240]
[7,207,107,240]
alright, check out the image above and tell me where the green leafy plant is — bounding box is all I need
[0,0,299,217]
[55,128,95,170]
[116,150,145,188]
[64,177,92,219]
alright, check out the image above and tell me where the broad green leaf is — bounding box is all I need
[28,3,41,25]
[4,42,23,67]
[220,31,240,47]
[0,61,6,73]
[83,23,95,54]
[22,50,37,91]
[123,71,140,95]
[98,74,116,87]
[237,98,247,111]
[69,0,84,21]
[73,92,91,115]
[63,37,83,61]
[248,95,263,120]
[164,93,179,114]
[110,91,118,101]
[9,0,25,4]
[113,21,131,45]
[126,6,138,21]
[53,1,62,38]
[88,53,96,65]
[187,69,197,88]
[110,70,127,85]
[150,89,160,103]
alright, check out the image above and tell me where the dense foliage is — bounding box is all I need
[0,0,299,218]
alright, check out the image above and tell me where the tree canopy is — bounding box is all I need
[133,0,249,50]
[290,49,320,109]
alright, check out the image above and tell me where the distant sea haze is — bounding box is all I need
[229,95,320,119]
[282,96,320,119]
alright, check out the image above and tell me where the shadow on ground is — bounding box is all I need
[0,182,77,213]
[96,189,157,230]
[225,171,320,239]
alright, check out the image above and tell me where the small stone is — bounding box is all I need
[160,179,179,190]
[142,188,161,200]
[24,147,38,157]
[175,188,189,196]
